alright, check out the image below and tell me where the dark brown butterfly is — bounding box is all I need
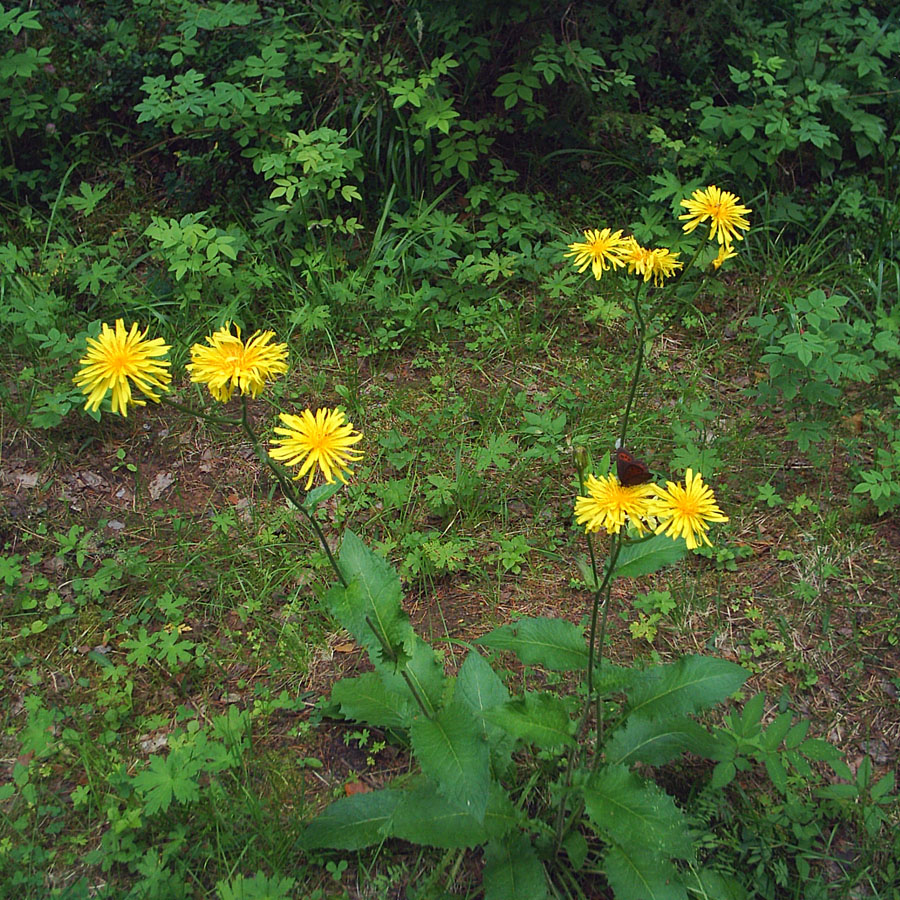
[616,449,652,486]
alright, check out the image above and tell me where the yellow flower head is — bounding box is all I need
[711,244,738,270]
[574,472,656,536]
[564,228,629,280]
[269,408,363,490]
[621,238,683,286]
[73,319,171,417]
[646,469,729,550]
[679,185,751,247]
[187,322,288,403]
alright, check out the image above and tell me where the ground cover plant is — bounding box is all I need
[2,1,900,898]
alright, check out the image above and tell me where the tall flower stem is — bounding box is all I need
[238,398,347,587]
[618,279,646,449]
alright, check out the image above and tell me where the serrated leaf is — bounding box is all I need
[626,656,747,720]
[392,782,487,848]
[611,534,687,578]
[454,650,516,770]
[483,833,548,900]
[301,789,403,850]
[603,843,687,900]
[327,530,411,657]
[606,715,714,766]
[476,617,588,671]
[584,765,693,859]
[410,703,490,820]
[484,693,576,749]
[331,673,413,730]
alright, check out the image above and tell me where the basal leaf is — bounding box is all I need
[410,702,490,821]
[476,617,588,671]
[611,534,687,578]
[300,789,403,850]
[484,693,576,749]
[603,843,687,900]
[584,765,693,859]
[330,672,414,730]
[378,634,447,716]
[483,832,548,900]
[392,782,488,848]
[626,655,747,720]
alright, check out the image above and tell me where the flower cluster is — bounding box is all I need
[575,465,728,550]
[566,184,750,280]
[73,320,363,490]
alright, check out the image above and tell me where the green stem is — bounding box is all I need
[618,279,646,449]
[160,394,241,429]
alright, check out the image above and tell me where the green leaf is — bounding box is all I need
[301,480,344,510]
[392,781,487,848]
[410,703,490,820]
[626,656,747,720]
[584,765,693,859]
[484,693,576,749]
[330,673,413,730]
[603,843,687,900]
[606,715,715,766]
[483,833,548,900]
[327,530,410,655]
[328,531,446,714]
[611,534,687,578]
[300,789,403,850]
[476,617,588,671]
[455,649,510,726]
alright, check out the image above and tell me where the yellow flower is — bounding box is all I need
[574,473,656,536]
[646,469,729,550]
[679,185,751,247]
[73,320,171,417]
[187,322,288,402]
[564,228,629,280]
[711,244,738,270]
[621,238,683,286]
[269,408,363,490]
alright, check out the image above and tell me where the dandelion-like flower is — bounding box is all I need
[73,319,171,417]
[187,323,288,402]
[269,408,363,490]
[711,244,738,270]
[679,186,751,247]
[574,473,656,536]
[564,228,629,281]
[621,238,683,287]
[646,469,729,550]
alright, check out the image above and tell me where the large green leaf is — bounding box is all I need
[610,534,687,578]
[606,715,714,766]
[484,693,576,749]
[330,672,413,730]
[410,702,491,821]
[626,655,747,720]
[392,782,487,848]
[483,833,548,900]
[391,779,517,847]
[476,617,588,671]
[584,765,693,859]
[603,844,688,900]
[301,789,402,850]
